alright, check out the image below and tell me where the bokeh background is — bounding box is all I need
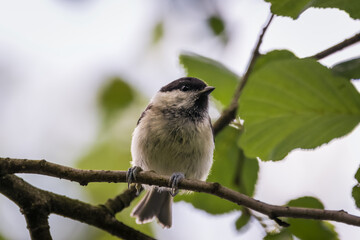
[0,0,360,239]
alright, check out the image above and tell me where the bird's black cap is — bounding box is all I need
[160,77,207,92]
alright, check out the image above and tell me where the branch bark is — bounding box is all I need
[213,14,274,135]
[2,158,360,227]
[0,172,154,240]
[0,172,52,240]
[23,209,52,240]
[311,32,360,60]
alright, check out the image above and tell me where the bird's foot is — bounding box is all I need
[126,166,142,194]
[169,172,185,197]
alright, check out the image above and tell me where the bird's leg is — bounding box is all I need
[126,166,142,195]
[169,172,185,197]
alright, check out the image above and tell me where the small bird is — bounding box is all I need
[127,77,215,228]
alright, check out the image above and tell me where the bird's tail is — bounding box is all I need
[131,187,172,228]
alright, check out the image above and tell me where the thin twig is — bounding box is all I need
[311,32,360,60]
[103,186,142,215]
[213,14,274,135]
[2,158,360,227]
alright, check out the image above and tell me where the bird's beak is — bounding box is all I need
[199,86,215,96]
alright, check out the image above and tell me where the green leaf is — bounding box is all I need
[239,52,360,160]
[352,167,360,208]
[180,53,239,106]
[264,229,294,240]
[152,21,164,44]
[332,57,360,80]
[237,149,259,196]
[212,127,259,196]
[235,209,251,231]
[207,15,228,44]
[313,0,360,19]
[265,0,360,20]
[288,196,324,209]
[207,15,225,36]
[352,185,360,208]
[355,167,360,182]
[265,0,312,19]
[253,50,297,72]
[286,197,338,240]
[176,126,259,214]
[98,77,134,123]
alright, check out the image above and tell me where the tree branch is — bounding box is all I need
[0,172,52,239]
[213,14,274,135]
[0,173,154,240]
[103,187,143,215]
[23,209,52,240]
[311,32,360,60]
[2,158,360,227]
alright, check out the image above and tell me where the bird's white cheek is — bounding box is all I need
[151,91,196,109]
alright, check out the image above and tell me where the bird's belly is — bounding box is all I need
[132,121,214,181]
[147,143,206,179]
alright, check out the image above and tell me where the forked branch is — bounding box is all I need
[1,158,360,227]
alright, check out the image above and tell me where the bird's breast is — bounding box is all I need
[131,110,214,181]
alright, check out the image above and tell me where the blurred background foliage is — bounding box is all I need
[77,77,151,238]
[1,0,360,239]
[48,0,360,239]
[73,1,239,238]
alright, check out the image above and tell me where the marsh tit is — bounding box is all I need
[127,77,215,228]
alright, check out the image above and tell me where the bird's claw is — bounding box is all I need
[126,166,142,190]
[169,172,185,197]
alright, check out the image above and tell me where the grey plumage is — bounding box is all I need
[131,188,172,228]
[130,77,215,228]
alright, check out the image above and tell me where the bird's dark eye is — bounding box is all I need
[180,85,189,92]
